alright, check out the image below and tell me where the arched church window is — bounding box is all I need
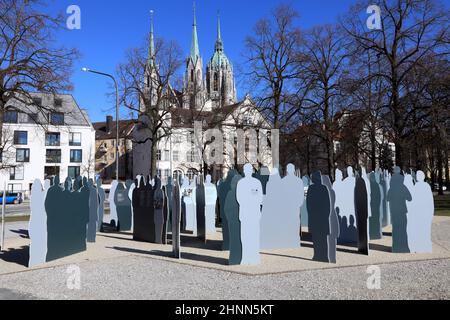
[191,70,194,83]
[214,72,218,91]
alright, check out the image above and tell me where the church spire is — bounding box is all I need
[148,10,156,67]
[215,11,223,53]
[190,1,200,64]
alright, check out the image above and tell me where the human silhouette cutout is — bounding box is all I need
[184,177,197,234]
[307,171,331,263]
[115,182,132,231]
[217,170,237,250]
[153,176,165,244]
[338,167,357,244]
[108,180,119,228]
[133,176,155,243]
[79,177,91,242]
[369,172,382,240]
[300,175,310,229]
[355,170,369,255]
[204,175,218,234]
[408,171,434,253]
[382,170,391,227]
[260,167,283,249]
[196,175,206,242]
[87,179,98,242]
[333,169,346,244]
[237,164,263,265]
[387,167,412,253]
[404,174,415,221]
[180,176,189,231]
[172,178,182,258]
[29,179,47,267]
[322,175,339,263]
[275,164,304,249]
[96,178,106,232]
[225,174,242,265]
[165,177,174,238]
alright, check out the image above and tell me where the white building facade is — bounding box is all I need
[0,93,96,196]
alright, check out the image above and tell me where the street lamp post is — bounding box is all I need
[82,68,120,181]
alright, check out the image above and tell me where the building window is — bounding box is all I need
[68,166,81,179]
[45,132,61,146]
[16,149,30,162]
[49,112,64,125]
[10,167,24,180]
[187,150,197,163]
[45,166,60,179]
[3,110,18,124]
[187,169,197,180]
[69,133,82,146]
[156,150,162,161]
[173,150,179,162]
[14,131,28,145]
[46,149,61,163]
[32,97,42,106]
[27,113,39,124]
[214,72,219,91]
[70,150,82,163]
[54,98,63,108]
[164,150,170,161]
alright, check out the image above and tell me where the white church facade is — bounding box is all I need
[133,8,274,183]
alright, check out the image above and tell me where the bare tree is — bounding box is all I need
[342,0,449,169]
[242,3,307,131]
[116,35,183,177]
[0,0,79,143]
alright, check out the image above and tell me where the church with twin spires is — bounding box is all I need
[133,5,273,181]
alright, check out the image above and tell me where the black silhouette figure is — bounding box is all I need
[307,171,331,263]
[133,176,155,243]
[153,176,165,244]
[45,176,66,262]
[348,215,358,242]
[196,176,206,242]
[369,172,382,240]
[172,179,181,258]
[355,171,369,255]
[225,174,243,265]
[387,168,412,253]
[217,170,237,251]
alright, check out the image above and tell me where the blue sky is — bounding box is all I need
[46,0,358,123]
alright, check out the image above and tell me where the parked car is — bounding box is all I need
[0,192,24,205]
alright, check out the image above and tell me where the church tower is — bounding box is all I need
[183,2,206,110]
[141,10,158,113]
[206,14,237,109]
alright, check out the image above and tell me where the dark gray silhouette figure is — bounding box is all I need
[153,176,165,244]
[196,175,206,242]
[133,176,156,243]
[387,168,412,253]
[87,179,98,243]
[96,178,106,232]
[45,176,67,262]
[369,172,382,240]
[172,178,181,258]
[73,176,82,191]
[307,171,331,263]
[355,171,369,255]
[217,170,237,251]
[322,175,339,263]
[115,182,132,231]
[225,174,243,265]
[165,177,174,240]
[79,178,91,243]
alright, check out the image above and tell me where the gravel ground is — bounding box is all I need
[0,255,449,300]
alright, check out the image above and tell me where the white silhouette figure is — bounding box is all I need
[404,173,415,219]
[340,167,357,242]
[276,164,304,249]
[204,175,217,234]
[333,169,345,218]
[237,164,263,265]
[260,168,283,249]
[108,180,119,226]
[29,179,47,267]
[408,171,434,253]
[183,177,197,235]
